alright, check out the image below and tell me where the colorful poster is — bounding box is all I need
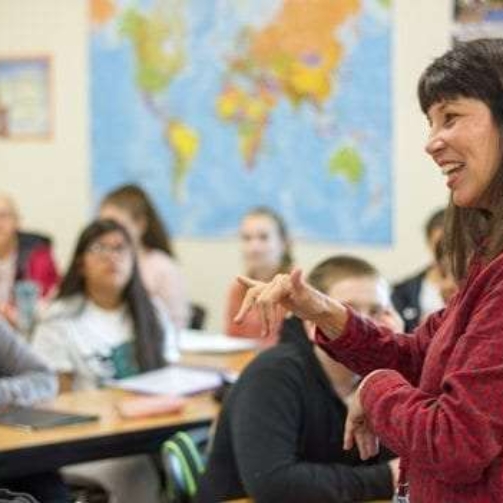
[453,0,503,41]
[0,57,51,139]
[90,0,392,243]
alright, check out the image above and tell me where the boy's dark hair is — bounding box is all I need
[307,255,378,295]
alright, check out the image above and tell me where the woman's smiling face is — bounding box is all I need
[425,97,501,210]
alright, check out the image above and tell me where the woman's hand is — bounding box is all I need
[344,377,380,460]
[234,269,332,338]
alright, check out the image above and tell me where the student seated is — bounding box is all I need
[0,316,70,502]
[0,193,59,328]
[99,184,190,330]
[224,207,294,346]
[392,208,446,331]
[197,255,399,503]
[32,219,174,503]
[434,239,457,304]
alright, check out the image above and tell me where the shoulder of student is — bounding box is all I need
[39,294,85,323]
[235,343,309,393]
[142,249,181,274]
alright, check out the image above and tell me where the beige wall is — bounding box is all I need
[0,0,90,270]
[0,0,452,330]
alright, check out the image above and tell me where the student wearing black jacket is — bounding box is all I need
[392,208,445,331]
[197,256,398,503]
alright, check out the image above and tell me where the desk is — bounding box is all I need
[0,349,256,478]
[181,350,256,374]
[0,389,217,478]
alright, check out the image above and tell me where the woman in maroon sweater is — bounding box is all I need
[235,39,503,502]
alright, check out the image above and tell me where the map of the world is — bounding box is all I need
[90,0,392,243]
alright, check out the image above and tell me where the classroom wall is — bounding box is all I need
[0,0,452,331]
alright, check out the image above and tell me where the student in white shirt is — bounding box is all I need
[32,219,174,503]
[391,208,446,331]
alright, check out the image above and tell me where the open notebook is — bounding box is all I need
[109,365,224,396]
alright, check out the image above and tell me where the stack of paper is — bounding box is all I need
[179,330,259,354]
[110,365,223,396]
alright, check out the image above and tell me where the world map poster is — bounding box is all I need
[90,0,392,243]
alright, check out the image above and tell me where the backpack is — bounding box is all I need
[162,427,210,503]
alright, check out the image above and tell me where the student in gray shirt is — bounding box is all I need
[0,318,57,405]
[0,317,71,503]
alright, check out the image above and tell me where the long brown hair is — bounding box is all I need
[101,184,175,257]
[418,39,503,281]
[243,206,293,274]
[58,219,165,372]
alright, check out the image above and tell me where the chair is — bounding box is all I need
[162,426,210,503]
[0,489,39,502]
[64,474,110,503]
[189,303,206,330]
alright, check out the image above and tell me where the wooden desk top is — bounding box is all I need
[181,349,256,374]
[0,349,257,477]
[0,388,218,452]
[0,348,256,452]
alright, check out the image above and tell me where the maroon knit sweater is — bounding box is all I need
[316,253,503,502]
